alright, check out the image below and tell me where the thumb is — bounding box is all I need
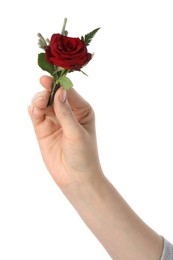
[53,87,81,137]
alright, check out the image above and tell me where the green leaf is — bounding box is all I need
[38,53,55,75]
[57,76,73,90]
[81,28,100,46]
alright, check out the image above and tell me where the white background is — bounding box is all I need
[0,0,173,259]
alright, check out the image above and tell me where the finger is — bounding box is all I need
[28,90,50,126]
[39,75,53,91]
[67,88,91,110]
[67,88,94,127]
[53,87,82,138]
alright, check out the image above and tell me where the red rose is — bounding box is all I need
[45,34,92,70]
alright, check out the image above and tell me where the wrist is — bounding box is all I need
[61,169,107,208]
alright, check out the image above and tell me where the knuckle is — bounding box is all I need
[31,91,48,108]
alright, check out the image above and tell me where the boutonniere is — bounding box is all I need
[37,18,100,106]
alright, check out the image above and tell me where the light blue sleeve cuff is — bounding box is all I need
[160,237,173,260]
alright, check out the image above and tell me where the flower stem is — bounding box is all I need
[61,18,67,35]
[47,82,61,107]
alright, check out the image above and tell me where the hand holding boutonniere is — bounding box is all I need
[37,18,100,106]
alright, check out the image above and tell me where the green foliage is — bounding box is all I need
[57,76,73,90]
[38,53,55,75]
[81,28,100,46]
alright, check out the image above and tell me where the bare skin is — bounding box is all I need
[28,76,163,259]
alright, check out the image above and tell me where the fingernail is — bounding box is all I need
[60,90,67,103]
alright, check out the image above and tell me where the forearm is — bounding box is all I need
[63,173,163,260]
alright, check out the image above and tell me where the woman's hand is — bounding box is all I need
[28,76,102,190]
[28,76,163,260]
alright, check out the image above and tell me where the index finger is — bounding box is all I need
[40,75,53,91]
